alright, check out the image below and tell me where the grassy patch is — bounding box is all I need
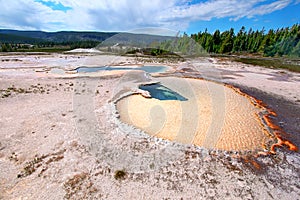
[234,57,300,73]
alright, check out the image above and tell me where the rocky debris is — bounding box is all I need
[16,149,66,178]
[0,82,75,98]
[63,172,100,199]
[134,88,151,98]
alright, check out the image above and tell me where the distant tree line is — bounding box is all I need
[37,40,100,49]
[0,40,100,52]
[152,34,207,57]
[191,24,300,57]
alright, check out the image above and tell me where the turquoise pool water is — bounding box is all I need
[139,83,188,101]
[76,66,168,73]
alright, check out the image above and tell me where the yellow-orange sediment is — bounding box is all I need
[116,77,297,154]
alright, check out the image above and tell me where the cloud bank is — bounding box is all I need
[0,0,296,32]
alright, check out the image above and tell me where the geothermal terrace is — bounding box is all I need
[0,52,299,199]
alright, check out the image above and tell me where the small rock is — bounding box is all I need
[286,154,300,168]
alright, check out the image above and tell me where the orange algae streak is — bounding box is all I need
[284,141,298,151]
[263,111,298,154]
[258,108,297,154]
[266,109,277,117]
[269,132,298,154]
[262,109,298,154]
[262,115,281,130]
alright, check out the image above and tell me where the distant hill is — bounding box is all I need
[0,30,175,44]
[0,29,118,43]
[0,33,41,43]
[0,29,176,52]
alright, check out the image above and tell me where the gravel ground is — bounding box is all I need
[0,53,299,199]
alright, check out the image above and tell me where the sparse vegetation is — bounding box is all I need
[64,173,88,198]
[114,170,127,180]
[16,149,66,178]
[126,48,176,57]
[63,172,99,199]
[126,47,185,63]
[17,155,44,178]
[0,82,75,99]
[234,57,300,72]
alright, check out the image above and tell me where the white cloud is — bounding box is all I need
[236,0,291,20]
[0,0,295,32]
[0,0,69,30]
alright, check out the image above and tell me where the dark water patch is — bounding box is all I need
[139,83,188,101]
[76,66,168,73]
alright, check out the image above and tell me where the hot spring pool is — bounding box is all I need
[116,77,277,151]
[139,83,188,101]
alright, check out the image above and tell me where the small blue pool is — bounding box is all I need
[76,66,168,73]
[139,83,188,101]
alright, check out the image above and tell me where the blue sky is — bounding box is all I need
[187,1,300,34]
[0,0,299,35]
[34,0,72,12]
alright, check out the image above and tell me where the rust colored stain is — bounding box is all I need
[248,159,261,170]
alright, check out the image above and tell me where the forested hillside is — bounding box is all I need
[0,30,171,52]
[0,30,117,43]
[191,24,300,57]
[0,30,116,52]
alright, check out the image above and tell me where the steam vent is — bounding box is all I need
[116,77,294,152]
